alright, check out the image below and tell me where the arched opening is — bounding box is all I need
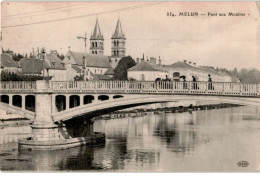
[0,95,9,104]
[116,50,119,56]
[113,95,124,99]
[114,50,116,56]
[70,95,80,108]
[98,95,109,101]
[25,95,35,112]
[92,42,94,47]
[12,95,22,108]
[114,41,116,46]
[56,95,66,112]
[84,95,94,105]
[95,42,97,47]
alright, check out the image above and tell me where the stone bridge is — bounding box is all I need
[1,80,260,149]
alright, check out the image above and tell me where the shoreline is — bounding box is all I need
[94,103,241,120]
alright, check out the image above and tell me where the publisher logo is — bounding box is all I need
[237,161,249,167]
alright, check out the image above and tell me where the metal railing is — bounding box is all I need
[0,81,259,97]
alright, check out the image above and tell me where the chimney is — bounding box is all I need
[141,53,144,62]
[183,60,187,63]
[159,56,161,66]
[136,58,140,63]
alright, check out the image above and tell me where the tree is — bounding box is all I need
[114,56,136,80]
[74,74,84,81]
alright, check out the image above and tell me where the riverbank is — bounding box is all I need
[94,103,241,121]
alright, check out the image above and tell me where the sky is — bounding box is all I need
[1,1,260,70]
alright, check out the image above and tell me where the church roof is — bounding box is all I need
[111,18,126,39]
[128,62,167,72]
[90,18,104,40]
[66,51,111,68]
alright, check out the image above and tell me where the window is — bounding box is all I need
[95,51,97,54]
[114,50,116,56]
[95,42,97,47]
[51,62,55,66]
[92,42,94,47]
[116,50,119,56]
[114,41,116,46]
[117,41,119,46]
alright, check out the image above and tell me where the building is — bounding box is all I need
[110,18,126,69]
[63,51,113,80]
[0,53,21,73]
[127,58,233,82]
[90,18,104,55]
[19,53,67,81]
[128,61,168,81]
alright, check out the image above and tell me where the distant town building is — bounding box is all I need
[0,53,21,73]
[128,58,233,82]
[19,53,67,81]
[128,61,167,81]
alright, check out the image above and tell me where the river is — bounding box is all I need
[0,106,259,172]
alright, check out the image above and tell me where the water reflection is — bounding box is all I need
[0,106,259,171]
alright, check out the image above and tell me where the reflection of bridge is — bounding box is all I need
[0,80,260,149]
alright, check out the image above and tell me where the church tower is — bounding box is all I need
[90,18,104,55]
[111,18,126,57]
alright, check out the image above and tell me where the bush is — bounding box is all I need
[1,71,43,81]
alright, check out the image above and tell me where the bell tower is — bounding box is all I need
[90,18,104,55]
[111,18,126,57]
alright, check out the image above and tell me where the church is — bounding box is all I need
[62,18,126,81]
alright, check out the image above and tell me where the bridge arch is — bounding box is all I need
[0,95,9,104]
[25,95,35,112]
[53,94,260,122]
[70,95,80,108]
[12,95,22,107]
[98,95,109,101]
[56,95,66,112]
[113,95,124,99]
[84,95,94,105]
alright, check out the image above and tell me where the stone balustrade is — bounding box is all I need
[0,80,259,96]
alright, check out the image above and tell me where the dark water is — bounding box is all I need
[0,106,260,172]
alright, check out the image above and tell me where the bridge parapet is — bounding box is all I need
[50,81,260,97]
[1,80,260,97]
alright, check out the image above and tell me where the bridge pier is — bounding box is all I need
[18,81,105,150]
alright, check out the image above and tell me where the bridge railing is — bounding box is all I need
[0,81,36,92]
[50,81,260,96]
[0,81,259,96]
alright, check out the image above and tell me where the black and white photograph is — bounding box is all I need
[0,1,260,172]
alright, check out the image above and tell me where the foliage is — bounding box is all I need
[74,74,84,81]
[1,71,43,81]
[230,68,260,83]
[114,56,136,80]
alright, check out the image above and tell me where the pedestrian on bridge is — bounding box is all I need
[208,74,213,90]
[192,76,198,89]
